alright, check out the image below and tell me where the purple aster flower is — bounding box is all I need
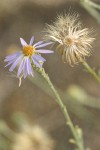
[4,36,53,79]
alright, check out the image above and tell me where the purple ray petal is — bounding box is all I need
[17,58,25,77]
[22,57,34,78]
[33,54,46,62]
[24,57,29,75]
[32,56,42,68]
[5,59,16,67]
[26,57,30,75]
[26,57,34,76]
[35,42,53,48]
[29,36,34,45]
[23,58,28,78]
[34,41,44,47]
[36,50,54,53]
[20,38,28,46]
[4,52,21,62]
[28,59,34,77]
[9,55,23,72]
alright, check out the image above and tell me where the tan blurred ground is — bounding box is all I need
[0,0,100,150]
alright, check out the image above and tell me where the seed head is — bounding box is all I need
[45,12,95,65]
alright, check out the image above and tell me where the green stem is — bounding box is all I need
[82,61,100,83]
[0,120,15,142]
[80,0,100,24]
[86,0,100,10]
[35,67,84,150]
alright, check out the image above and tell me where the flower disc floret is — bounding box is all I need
[23,45,35,56]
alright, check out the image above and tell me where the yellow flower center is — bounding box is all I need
[23,46,35,56]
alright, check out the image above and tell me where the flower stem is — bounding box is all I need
[80,0,100,24]
[87,0,100,10]
[0,120,15,142]
[35,67,84,150]
[82,61,100,83]
[80,0,100,10]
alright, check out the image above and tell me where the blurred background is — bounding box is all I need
[0,0,100,150]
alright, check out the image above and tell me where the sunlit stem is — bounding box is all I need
[80,0,100,24]
[83,0,100,10]
[0,120,15,142]
[34,65,84,150]
[82,60,100,83]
